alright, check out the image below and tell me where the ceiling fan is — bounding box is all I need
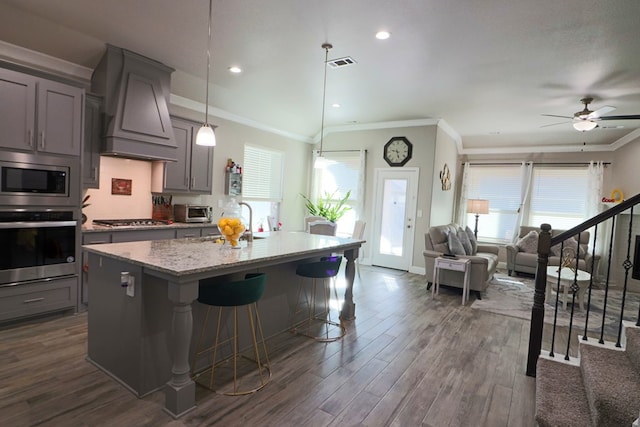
[541,97,640,132]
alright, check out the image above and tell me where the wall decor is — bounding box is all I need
[383,136,412,166]
[440,163,451,191]
[111,178,132,195]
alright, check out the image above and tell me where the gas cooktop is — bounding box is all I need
[92,219,171,227]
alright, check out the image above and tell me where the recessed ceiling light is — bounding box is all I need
[332,103,341,108]
[376,31,391,40]
[228,66,242,73]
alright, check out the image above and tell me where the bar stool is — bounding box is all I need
[191,273,271,395]
[290,256,345,342]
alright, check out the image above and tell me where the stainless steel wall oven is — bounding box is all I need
[0,210,77,285]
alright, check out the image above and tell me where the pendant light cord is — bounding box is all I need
[204,0,212,126]
[319,43,332,157]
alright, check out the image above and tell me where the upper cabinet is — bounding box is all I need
[163,117,213,194]
[83,94,102,188]
[0,68,83,156]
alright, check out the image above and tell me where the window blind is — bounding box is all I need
[242,145,284,200]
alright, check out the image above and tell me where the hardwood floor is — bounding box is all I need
[0,266,537,426]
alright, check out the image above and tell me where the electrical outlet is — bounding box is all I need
[126,276,135,297]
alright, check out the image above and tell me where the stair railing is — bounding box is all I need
[526,192,640,377]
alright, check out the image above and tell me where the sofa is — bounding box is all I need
[423,223,499,296]
[506,225,599,276]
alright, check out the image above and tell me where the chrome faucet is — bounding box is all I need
[238,201,253,242]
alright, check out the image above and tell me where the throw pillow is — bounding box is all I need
[465,226,478,254]
[457,227,473,255]
[447,230,466,255]
[551,237,578,257]
[516,230,539,254]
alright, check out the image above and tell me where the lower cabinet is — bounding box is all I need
[0,276,78,322]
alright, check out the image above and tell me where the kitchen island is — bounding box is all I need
[83,231,362,418]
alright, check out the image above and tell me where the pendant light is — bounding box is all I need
[196,0,216,146]
[314,42,332,169]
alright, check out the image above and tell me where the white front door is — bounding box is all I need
[370,168,419,270]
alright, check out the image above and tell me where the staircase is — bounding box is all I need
[535,322,640,426]
[526,194,640,426]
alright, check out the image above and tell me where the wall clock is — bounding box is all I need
[383,136,412,167]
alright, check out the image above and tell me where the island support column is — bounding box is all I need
[164,279,199,418]
[340,247,358,321]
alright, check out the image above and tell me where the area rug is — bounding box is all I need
[471,271,640,338]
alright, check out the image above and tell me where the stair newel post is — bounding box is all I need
[526,223,552,377]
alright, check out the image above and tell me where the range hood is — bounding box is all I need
[91,44,177,161]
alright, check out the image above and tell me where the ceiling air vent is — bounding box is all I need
[327,56,356,68]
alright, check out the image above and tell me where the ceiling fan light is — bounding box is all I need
[196,124,216,146]
[573,120,598,132]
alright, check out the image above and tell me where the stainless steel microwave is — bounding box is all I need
[0,160,69,197]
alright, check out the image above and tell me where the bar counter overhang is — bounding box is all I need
[83,231,363,418]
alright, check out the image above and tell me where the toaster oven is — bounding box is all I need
[174,204,213,223]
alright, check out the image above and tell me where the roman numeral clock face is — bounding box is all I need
[383,137,413,166]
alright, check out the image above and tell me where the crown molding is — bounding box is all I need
[169,94,312,143]
[315,118,439,143]
[0,40,92,83]
[436,119,463,152]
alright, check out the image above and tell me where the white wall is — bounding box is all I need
[319,125,439,271]
[612,140,640,197]
[429,127,459,226]
[83,157,153,222]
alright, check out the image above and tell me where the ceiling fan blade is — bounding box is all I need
[588,105,616,118]
[598,115,640,121]
[540,121,571,128]
[541,114,573,119]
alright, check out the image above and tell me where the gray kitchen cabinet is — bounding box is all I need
[175,226,219,238]
[175,228,201,238]
[0,276,78,323]
[111,229,175,243]
[200,227,220,237]
[83,94,102,188]
[163,117,213,193]
[0,67,83,156]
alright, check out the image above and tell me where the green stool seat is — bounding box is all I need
[295,256,342,279]
[290,256,345,342]
[198,272,266,307]
[192,273,271,396]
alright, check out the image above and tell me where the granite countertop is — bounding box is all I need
[83,231,363,277]
[83,222,218,233]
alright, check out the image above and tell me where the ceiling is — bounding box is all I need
[1,0,640,153]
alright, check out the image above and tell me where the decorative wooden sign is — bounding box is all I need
[111,178,132,195]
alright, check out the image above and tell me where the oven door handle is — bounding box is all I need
[0,220,77,229]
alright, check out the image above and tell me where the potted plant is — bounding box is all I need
[301,190,351,222]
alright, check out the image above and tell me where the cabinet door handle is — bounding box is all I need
[40,131,45,149]
[23,297,45,304]
[27,129,33,147]
[92,167,98,180]
[191,177,195,188]
[183,233,196,238]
